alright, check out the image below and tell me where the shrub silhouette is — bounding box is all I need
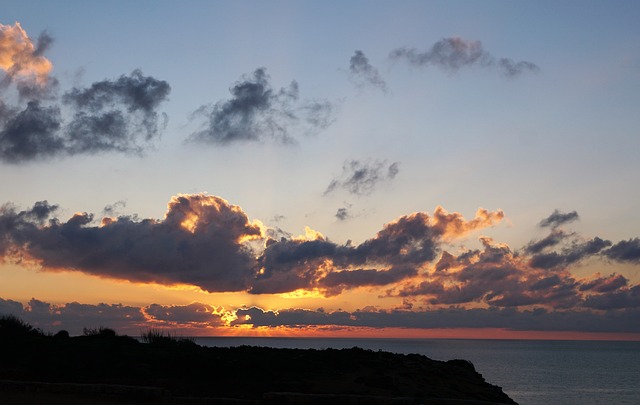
[82,326,117,337]
[0,314,45,339]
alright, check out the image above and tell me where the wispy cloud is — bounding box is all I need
[348,50,387,92]
[189,68,334,145]
[539,209,579,229]
[390,37,539,77]
[325,160,400,196]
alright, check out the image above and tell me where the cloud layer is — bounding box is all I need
[0,195,504,297]
[1,203,638,335]
[2,296,638,336]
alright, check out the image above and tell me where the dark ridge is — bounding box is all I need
[0,316,517,404]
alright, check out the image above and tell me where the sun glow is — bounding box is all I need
[279,288,326,299]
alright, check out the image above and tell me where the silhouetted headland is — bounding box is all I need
[0,315,517,404]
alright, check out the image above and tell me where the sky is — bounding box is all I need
[1,1,639,340]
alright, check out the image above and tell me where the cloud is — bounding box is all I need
[252,206,504,295]
[324,160,400,196]
[0,197,503,297]
[390,37,539,77]
[392,210,640,313]
[0,22,54,92]
[3,295,639,335]
[4,198,638,310]
[62,70,171,154]
[0,70,171,163]
[603,238,640,263]
[582,285,640,310]
[335,207,351,221]
[528,236,611,270]
[22,298,145,335]
[0,194,263,292]
[0,297,24,315]
[0,24,171,163]
[0,101,64,162]
[539,209,579,229]
[189,68,334,145]
[348,50,387,92]
[102,200,127,217]
[231,305,640,334]
[143,302,225,326]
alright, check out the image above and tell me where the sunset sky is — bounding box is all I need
[1,1,639,340]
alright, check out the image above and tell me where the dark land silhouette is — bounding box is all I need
[0,315,517,404]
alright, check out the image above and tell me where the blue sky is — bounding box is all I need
[0,1,639,338]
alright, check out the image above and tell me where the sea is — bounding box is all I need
[192,337,640,405]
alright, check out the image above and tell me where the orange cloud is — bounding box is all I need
[0,22,53,86]
[431,206,505,240]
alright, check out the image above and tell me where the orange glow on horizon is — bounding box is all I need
[177,325,640,341]
[278,288,326,299]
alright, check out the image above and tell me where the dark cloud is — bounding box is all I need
[579,273,628,293]
[0,297,229,335]
[0,71,171,163]
[3,295,639,335]
[529,237,612,270]
[582,285,640,310]
[603,238,640,263]
[335,207,351,221]
[390,37,539,77]
[0,101,64,163]
[525,229,568,254]
[4,197,638,312]
[348,50,387,92]
[0,194,263,292]
[252,208,503,295]
[539,209,579,229]
[393,211,639,312]
[21,298,144,335]
[0,297,24,315]
[189,68,334,145]
[231,305,640,334]
[62,70,171,155]
[324,160,400,196]
[320,265,418,295]
[144,303,224,325]
[0,22,171,163]
[102,200,127,217]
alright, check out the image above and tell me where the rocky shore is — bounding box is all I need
[0,316,517,404]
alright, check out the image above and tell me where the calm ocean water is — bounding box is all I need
[192,337,640,405]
